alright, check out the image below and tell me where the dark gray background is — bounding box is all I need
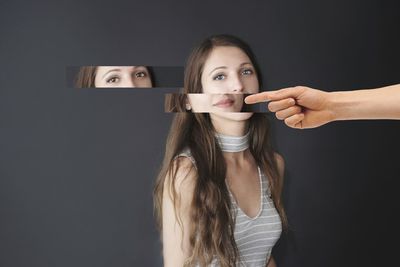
[1,0,399,266]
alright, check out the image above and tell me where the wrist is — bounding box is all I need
[328,90,360,121]
[326,91,342,122]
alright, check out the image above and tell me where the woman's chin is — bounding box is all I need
[211,111,253,121]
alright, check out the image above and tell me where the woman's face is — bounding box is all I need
[94,66,152,88]
[188,46,259,122]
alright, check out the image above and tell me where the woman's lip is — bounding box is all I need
[213,99,235,107]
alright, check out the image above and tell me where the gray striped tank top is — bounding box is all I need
[177,148,282,267]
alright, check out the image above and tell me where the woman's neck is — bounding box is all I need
[213,121,251,164]
[222,149,251,166]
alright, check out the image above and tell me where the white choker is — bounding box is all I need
[215,131,250,152]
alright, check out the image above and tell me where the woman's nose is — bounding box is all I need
[230,75,244,92]
[121,78,135,88]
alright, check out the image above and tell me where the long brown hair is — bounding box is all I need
[75,66,97,88]
[154,34,287,267]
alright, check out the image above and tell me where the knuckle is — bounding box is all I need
[294,86,308,94]
[279,88,288,94]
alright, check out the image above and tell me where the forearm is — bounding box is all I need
[329,84,400,121]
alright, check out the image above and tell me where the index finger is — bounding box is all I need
[245,86,306,104]
[244,92,273,104]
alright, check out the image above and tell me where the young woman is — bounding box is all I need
[154,35,287,267]
[74,66,153,88]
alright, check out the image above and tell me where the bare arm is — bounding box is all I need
[245,84,400,129]
[330,84,400,121]
[162,157,196,267]
[266,256,278,267]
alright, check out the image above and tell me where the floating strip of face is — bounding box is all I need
[94,66,152,87]
[69,66,183,88]
[165,93,268,113]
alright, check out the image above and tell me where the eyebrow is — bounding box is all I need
[208,62,253,76]
[100,66,146,79]
[102,68,121,79]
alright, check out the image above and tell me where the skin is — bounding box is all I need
[244,84,400,129]
[267,256,278,267]
[163,46,284,266]
[186,93,245,113]
[187,46,259,118]
[94,66,152,88]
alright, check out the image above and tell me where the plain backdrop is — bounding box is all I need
[1,0,399,266]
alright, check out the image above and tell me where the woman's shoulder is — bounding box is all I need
[176,147,193,157]
[175,147,197,168]
[162,148,197,197]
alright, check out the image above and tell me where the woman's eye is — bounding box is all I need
[241,69,253,75]
[135,71,147,78]
[106,76,120,83]
[213,74,226,81]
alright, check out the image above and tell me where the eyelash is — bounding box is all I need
[105,71,147,83]
[106,76,120,83]
[135,71,147,78]
[213,74,226,81]
[242,69,253,75]
[212,68,254,81]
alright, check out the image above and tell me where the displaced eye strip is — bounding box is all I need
[67,66,183,88]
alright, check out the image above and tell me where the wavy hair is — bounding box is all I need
[154,34,287,267]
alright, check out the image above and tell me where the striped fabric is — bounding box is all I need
[215,131,250,152]
[176,148,282,267]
